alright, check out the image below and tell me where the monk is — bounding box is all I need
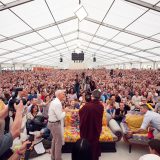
[79,89,104,160]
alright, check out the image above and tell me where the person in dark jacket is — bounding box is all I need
[115,102,130,124]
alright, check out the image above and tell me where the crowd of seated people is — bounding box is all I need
[0,68,160,159]
[1,69,160,125]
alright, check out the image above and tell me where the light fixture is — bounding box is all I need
[74,5,88,21]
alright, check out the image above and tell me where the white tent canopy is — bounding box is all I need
[0,0,160,69]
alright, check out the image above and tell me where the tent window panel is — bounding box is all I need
[92,37,107,45]
[33,42,52,50]
[97,26,119,39]
[79,20,99,34]
[14,33,44,45]
[38,27,61,39]
[58,19,77,34]
[104,0,147,28]
[113,32,143,45]
[49,37,64,46]
[0,10,30,37]
[12,0,53,28]
[45,0,77,21]
[0,40,24,50]
[131,39,160,50]
[127,11,160,37]
[105,42,124,49]
[64,33,78,41]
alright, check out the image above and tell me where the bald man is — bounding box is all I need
[48,90,67,160]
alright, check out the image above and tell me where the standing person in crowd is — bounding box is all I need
[74,74,80,99]
[79,89,104,160]
[81,72,86,90]
[42,94,52,119]
[48,90,67,160]
[110,69,114,78]
[90,76,96,91]
[84,76,91,93]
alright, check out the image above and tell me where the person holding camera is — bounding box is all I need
[0,99,8,138]
[8,140,31,160]
[0,100,24,158]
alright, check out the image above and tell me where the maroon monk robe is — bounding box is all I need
[79,100,104,160]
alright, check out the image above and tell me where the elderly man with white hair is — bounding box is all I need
[48,90,67,160]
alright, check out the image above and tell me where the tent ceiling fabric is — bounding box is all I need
[0,0,160,68]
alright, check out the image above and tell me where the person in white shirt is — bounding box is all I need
[127,104,160,140]
[139,139,160,160]
[139,154,160,160]
[48,90,67,160]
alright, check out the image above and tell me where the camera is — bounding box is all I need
[8,87,27,112]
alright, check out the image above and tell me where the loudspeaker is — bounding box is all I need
[72,52,78,61]
[79,51,84,61]
[60,57,63,62]
[93,57,96,62]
